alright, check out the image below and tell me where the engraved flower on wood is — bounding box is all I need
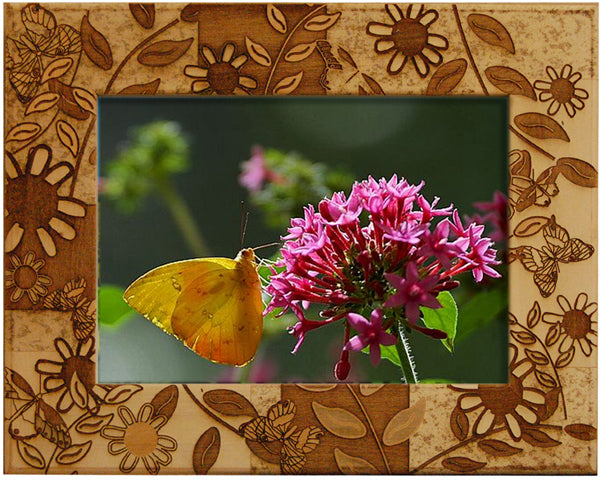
[542,293,597,364]
[449,345,546,441]
[533,65,589,118]
[183,43,258,95]
[101,404,177,474]
[35,337,104,413]
[366,4,448,77]
[5,145,86,257]
[5,251,51,303]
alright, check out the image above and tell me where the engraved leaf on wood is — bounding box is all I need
[527,301,541,328]
[334,448,379,474]
[75,413,114,434]
[521,427,561,447]
[48,80,90,120]
[104,384,143,404]
[6,122,41,142]
[203,389,258,417]
[273,71,303,95]
[545,323,561,347]
[337,46,357,69]
[362,73,384,95]
[426,59,467,95]
[467,14,515,53]
[556,158,598,187]
[72,88,96,114]
[56,120,80,157]
[150,385,178,421]
[450,405,469,441]
[129,4,155,29]
[304,12,341,32]
[478,439,522,456]
[513,216,549,237]
[119,79,161,95]
[81,14,113,70]
[138,38,193,66]
[514,113,569,142]
[382,398,426,446]
[297,384,337,392]
[538,387,560,421]
[564,424,597,441]
[534,369,557,388]
[284,42,317,62]
[25,93,59,115]
[311,401,366,438]
[17,440,46,469]
[70,371,88,408]
[359,384,383,396]
[56,441,92,465]
[245,37,272,67]
[509,330,536,345]
[524,348,549,366]
[181,4,203,22]
[555,348,575,368]
[267,4,287,33]
[442,456,486,473]
[193,427,220,474]
[41,57,73,84]
[485,66,536,100]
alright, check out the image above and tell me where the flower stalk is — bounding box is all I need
[394,321,418,384]
[157,179,210,257]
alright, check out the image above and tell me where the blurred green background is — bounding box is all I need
[98,96,508,384]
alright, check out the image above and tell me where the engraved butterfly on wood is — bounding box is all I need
[508,149,560,218]
[4,368,71,449]
[6,4,81,103]
[239,400,323,474]
[510,216,594,297]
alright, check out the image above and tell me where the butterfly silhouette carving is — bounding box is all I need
[239,400,323,474]
[6,4,81,103]
[508,150,560,217]
[511,216,594,297]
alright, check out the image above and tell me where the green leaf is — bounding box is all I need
[455,289,507,343]
[421,291,458,353]
[98,285,136,326]
[419,378,455,384]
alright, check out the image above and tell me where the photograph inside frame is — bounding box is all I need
[98,96,509,385]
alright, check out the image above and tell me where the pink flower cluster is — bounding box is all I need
[265,176,501,380]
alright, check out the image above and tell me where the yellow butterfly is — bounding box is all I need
[123,248,263,366]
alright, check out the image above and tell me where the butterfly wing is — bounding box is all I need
[170,255,263,366]
[123,259,215,336]
[533,258,559,298]
[124,252,263,366]
[8,55,42,103]
[40,24,81,57]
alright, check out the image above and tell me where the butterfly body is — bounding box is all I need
[124,248,263,366]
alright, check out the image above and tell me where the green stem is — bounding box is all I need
[236,364,252,383]
[395,322,418,384]
[157,180,210,257]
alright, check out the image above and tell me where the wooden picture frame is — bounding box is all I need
[4,2,597,474]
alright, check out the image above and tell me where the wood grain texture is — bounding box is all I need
[3,2,597,474]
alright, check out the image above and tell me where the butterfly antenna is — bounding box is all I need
[240,201,249,247]
[253,242,282,253]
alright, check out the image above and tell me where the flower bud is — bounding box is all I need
[334,357,351,381]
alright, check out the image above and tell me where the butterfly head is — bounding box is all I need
[238,248,256,262]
